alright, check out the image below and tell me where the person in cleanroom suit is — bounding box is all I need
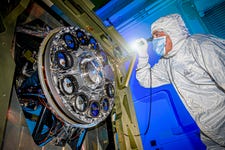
[135,14,225,149]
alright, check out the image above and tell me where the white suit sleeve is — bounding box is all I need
[192,35,225,90]
[136,56,170,88]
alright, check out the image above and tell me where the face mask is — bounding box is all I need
[152,36,166,57]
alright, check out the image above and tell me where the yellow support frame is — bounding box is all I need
[47,0,142,149]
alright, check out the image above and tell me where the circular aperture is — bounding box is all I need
[55,51,73,70]
[90,101,100,117]
[61,75,78,95]
[63,33,79,50]
[89,36,98,49]
[72,94,88,112]
[76,29,88,45]
[86,60,103,85]
[101,97,109,112]
[106,83,115,98]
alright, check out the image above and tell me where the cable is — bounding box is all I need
[122,60,153,137]
[135,44,153,136]
[143,67,152,135]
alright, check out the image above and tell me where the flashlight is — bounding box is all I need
[129,37,153,54]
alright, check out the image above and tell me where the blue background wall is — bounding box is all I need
[95,0,225,149]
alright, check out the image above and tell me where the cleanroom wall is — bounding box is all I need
[94,0,225,149]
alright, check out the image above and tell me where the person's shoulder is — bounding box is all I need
[188,34,223,46]
[189,34,210,42]
[190,34,225,46]
[189,34,224,41]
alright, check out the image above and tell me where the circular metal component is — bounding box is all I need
[38,27,115,128]
[55,51,73,70]
[60,75,78,95]
[76,29,88,45]
[63,33,79,50]
[87,61,102,83]
[101,97,109,112]
[81,58,103,87]
[71,94,88,112]
[89,36,98,49]
[89,101,100,117]
[106,83,115,98]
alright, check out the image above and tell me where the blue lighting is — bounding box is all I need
[90,102,100,117]
[102,98,109,112]
[64,34,76,49]
[91,0,225,149]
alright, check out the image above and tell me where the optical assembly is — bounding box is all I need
[13,25,117,148]
[38,26,115,128]
[1,0,142,149]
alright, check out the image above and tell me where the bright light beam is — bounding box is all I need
[128,37,153,54]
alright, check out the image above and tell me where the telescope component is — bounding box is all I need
[38,26,115,128]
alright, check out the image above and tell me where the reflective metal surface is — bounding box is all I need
[38,26,115,128]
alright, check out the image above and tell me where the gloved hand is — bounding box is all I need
[135,38,149,58]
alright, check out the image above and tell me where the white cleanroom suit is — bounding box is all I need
[136,14,225,149]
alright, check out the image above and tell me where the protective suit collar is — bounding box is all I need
[151,14,190,58]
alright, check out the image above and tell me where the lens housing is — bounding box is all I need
[38,27,115,128]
